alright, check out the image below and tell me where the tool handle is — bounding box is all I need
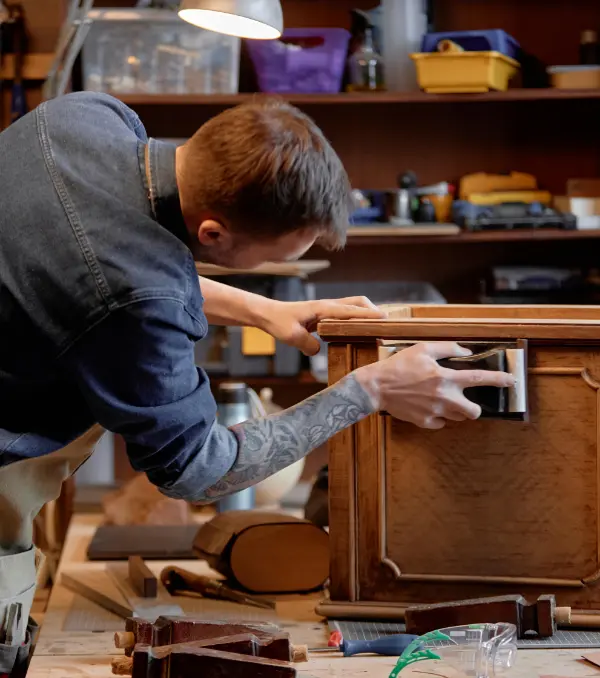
[342,635,419,657]
[160,567,275,609]
[160,566,211,596]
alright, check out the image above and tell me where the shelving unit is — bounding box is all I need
[97,0,600,308]
[346,227,600,245]
[85,0,600,487]
[116,88,600,107]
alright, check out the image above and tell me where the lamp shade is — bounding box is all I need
[178,0,283,40]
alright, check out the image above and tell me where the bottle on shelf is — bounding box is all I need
[347,22,386,91]
[580,30,600,65]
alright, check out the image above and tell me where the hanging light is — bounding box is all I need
[178,0,283,40]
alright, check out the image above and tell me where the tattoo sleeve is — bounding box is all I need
[201,373,376,501]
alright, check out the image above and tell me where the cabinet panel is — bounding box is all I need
[382,369,597,578]
[356,347,600,607]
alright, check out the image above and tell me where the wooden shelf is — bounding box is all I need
[345,228,600,245]
[0,53,54,81]
[116,89,600,107]
[196,260,330,278]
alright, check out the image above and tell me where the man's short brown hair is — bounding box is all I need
[181,97,352,250]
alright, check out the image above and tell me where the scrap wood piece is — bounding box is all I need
[112,634,306,675]
[192,511,329,594]
[405,594,562,639]
[62,571,133,619]
[132,644,296,678]
[128,556,157,598]
[120,617,285,656]
[106,562,183,618]
[582,651,600,668]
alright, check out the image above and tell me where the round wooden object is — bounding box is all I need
[111,655,133,675]
[114,631,135,649]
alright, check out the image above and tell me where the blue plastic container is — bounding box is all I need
[420,30,520,60]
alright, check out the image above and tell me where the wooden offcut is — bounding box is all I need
[404,594,566,638]
[128,556,157,599]
[131,644,296,678]
[106,563,183,618]
[193,512,329,594]
[115,616,309,673]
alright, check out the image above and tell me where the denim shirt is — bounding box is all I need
[0,92,238,500]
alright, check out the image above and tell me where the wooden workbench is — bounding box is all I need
[27,514,600,678]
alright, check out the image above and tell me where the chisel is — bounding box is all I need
[310,633,419,657]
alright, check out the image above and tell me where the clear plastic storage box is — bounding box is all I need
[82,8,240,95]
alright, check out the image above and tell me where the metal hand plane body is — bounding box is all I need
[378,340,528,420]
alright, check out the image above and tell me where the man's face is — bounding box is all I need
[193,221,318,269]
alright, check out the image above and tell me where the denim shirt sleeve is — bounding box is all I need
[60,298,239,499]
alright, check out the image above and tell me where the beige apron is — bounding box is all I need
[0,425,106,647]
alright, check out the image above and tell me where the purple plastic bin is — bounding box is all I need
[246,28,351,94]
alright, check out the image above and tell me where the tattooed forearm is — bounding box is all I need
[202,374,376,500]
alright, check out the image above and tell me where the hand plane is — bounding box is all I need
[438,342,527,419]
[378,340,528,420]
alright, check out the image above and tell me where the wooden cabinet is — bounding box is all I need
[318,305,600,615]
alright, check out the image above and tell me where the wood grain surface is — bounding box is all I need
[323,311,600,609]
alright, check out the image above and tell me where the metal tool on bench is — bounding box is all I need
[160,566,276,610]
[378,340,528,420]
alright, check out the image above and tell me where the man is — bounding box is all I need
[0,92,512,658]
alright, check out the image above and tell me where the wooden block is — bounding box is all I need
[122,617,284,657]
[405,594,557,639]
[192,512,329,594]
[112,635,296,676]
[132,644,296,678]
[128,557,157,598]
[106,563,183,619]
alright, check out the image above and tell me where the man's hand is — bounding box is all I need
[355,342,515,430]
[261,297,386,356]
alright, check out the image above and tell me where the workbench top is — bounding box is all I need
[27,514,600,678]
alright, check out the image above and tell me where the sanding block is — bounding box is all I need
[193,512,329,594]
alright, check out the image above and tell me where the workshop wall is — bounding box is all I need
[0,0,64,128]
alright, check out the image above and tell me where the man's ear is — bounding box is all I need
[197,220,231,248]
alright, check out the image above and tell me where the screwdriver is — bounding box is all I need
[310,632,419,657]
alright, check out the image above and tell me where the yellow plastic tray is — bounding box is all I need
[411,51,519,94]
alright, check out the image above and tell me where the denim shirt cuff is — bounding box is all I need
[156,421,239,502]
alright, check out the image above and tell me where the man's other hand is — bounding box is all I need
[355,342,516,430]
[262,297,386,356]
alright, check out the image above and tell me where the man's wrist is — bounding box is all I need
[353,364,383,412]
[246,294,279,331]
